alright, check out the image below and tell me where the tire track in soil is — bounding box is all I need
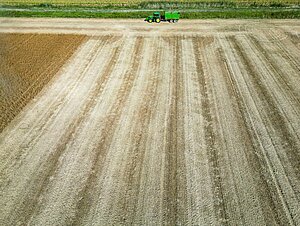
[1,35,121,226]
[243,35,300,121]
[217,45,286,226]
[228,36,299,224]
[72,36,144,226]
[192,36,227,225]
[246,35,300,183]
[230,36,300,185]
[285,32,300,50]
[162,36,187,226]
[248,35,300,108]
[118,37,161,224]
[269,31,300,72]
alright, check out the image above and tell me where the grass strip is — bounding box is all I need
[0,8,299,18]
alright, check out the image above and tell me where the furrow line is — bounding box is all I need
[243,35,300,125]
[228,36,299,225]
[72,36,144,225]
[174,36,188,226]
[162,36,187,225]
[209,36,255,226]
[217,44,284,225]
[119,37,161,224]
[192,36,227,225]
[285,32,300,50]
[269,31,300,72]
[25,35,131,226]
[22,37,123,226]
[131,37,173,225]
[162,36,179,225]
[248,35,300,108]
[219,36,293,225]
[234,36,300,184]
[244,35,300,186]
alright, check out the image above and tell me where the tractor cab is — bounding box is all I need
[153,12,160,19]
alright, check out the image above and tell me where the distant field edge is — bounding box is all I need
[0,8,299,19]
[0,1,300,8]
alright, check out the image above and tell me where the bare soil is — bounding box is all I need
[0,33,86,132]
[0,18,299,225]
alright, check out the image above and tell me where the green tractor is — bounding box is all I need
[145,11,180,23]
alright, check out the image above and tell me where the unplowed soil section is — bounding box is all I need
[0,19,299,225]
[0,33,86,132]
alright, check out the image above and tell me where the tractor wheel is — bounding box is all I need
[149,19,152,23]
[156,18,161,23]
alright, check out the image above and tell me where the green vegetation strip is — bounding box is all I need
[1,1,299,19]
[0,8,299,18]
[1,0,300,7]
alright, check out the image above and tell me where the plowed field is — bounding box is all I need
[0,33,86,132]
[0,19,299,225]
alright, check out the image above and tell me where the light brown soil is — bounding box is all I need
[0,19,299,225]
[0,33,86,132]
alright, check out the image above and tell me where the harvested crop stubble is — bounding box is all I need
[0,33,86,132]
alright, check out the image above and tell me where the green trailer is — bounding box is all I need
[145,11,180,23]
